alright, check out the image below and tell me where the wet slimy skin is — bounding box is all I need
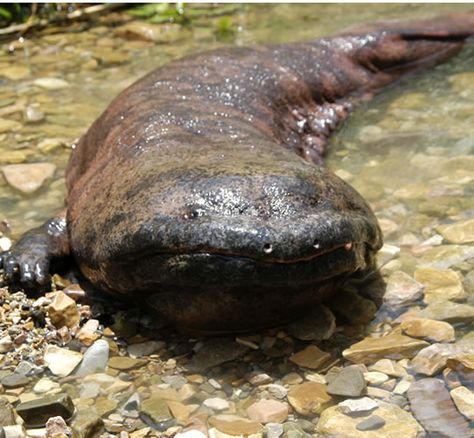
[1,14,474,332]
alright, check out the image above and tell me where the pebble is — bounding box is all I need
[47,291,80,329]
[318,400,423,438]
[368,359,406,377]
[264,423,284,438]
[450,386,474,421]
[0,398,15,426]
[355,415,386,431]
[384,271,424,308]
[24,104,45,123]
[208,414,263,437]
[436,218,474,244]
[266,384,288,400]
[246,399,289,424]
[2,163,57,195]
[327,365,366,397]
[140,395,174,429]
[414,267,467,303]
[74,339,109,376]
[76,318,100,345]
[127,340,165,357]
[33,77,69,90]
[45,416,71,437]
[0,336,13,353]
[33,378,60,394]
[0,118,21,133]
[203,397,230,412]
[1,373,28,389]
[108,356,147,371]
[187,338,248,371]
[44,345,82,377]
[285,305,336,341]
[338,397,379,415]
[400,318,455,343]
[363,371,389,385]
[414,300,474,323]
[1,425,26,438]
[342,333,429,364]
[411,341,474,376]
[407,378,471,438]
[289,345,331,370]
[287,382,332,416]
[15,393,75,428]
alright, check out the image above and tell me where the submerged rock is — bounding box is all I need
[414,267,466,303]
[384,271,424,308]
[289,345,331,370]
[400,318,455,343]
[287,382,333,416]
[342,333,429,364]
[74,339,109,376]
[326,365,367,397]
[15,393,75,428]
[450,386,474,421]
[318,401,423,438]
[437,218,474,244]
[407,378,471,438]
[43,345,82,377]
[2,163,56,194]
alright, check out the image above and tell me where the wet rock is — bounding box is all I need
[94,396,118,417]
[1,425,26,438]
[208,414,263,437]
[368,359,406,378]
[0,336,13,353]
[74,339,109,376]
[327,365,366,397]
[0,65,30,80]
[70,413,104,438]
[167,400,198,424]
[384,271,424,308]
[363,371,389,385]
[267,384,288,400]
[140,395,173,428]
[414,267,466,303]
[376,244,400,267]
[203,397,230,412]
[15,393,74,427]
[287,382,333,416]
[286,305,336,341]
[289,345,331,370]
[127,340,165,358]
[411,341,474,376]
[264,423,284,438]
[318,401,423,438]
[400,318,455,343]
[246,400,289,424]
[114,22,182,43]
[2,163,56,195]
[450,386,474,421]
[415,301,474,323]
[37,137,66,154]
[44,345,82,377]
[407,378,471,438]
[0,398,15,426]
[326,289,377,324]
[187,338,248,371]
[417,244,474,270]
[33,378,60,394]
[437,218,474,244]
[76,319,100,346]
[342,333,429,364]
[338,397,378,415]
[45,416,72,437]
[0,118,21,133]
[355,415,386,431]
[47,291,80,329]
[24,104,45,123]
[33,77,69,90]
[446,354,474,374]
[108,356,147,371]
[0,373,29,389]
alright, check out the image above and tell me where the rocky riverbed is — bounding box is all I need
[0,3,474,438]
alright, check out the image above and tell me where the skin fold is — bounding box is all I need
[1,13,474,332]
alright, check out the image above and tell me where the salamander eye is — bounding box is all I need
[263,243,273,254]
[313,239,320,249]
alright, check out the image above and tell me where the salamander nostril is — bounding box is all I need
[263,243,273,254]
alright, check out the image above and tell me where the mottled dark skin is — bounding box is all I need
[1,14,474,332]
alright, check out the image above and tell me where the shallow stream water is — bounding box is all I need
[0,4,473,437]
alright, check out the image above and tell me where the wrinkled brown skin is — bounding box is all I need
[2,13,474,332]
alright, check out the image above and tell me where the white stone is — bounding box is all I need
[393,379,412,395]
[33,378,60,394]
[338,397,379,414]
[203,397,230,411]
[175,431,207,438]
[0,236,11,251]
[34,77,69,89]
[44,345,82,377]
[363,371,389,385]
[74,339,109,376]
[3,425,27,438]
